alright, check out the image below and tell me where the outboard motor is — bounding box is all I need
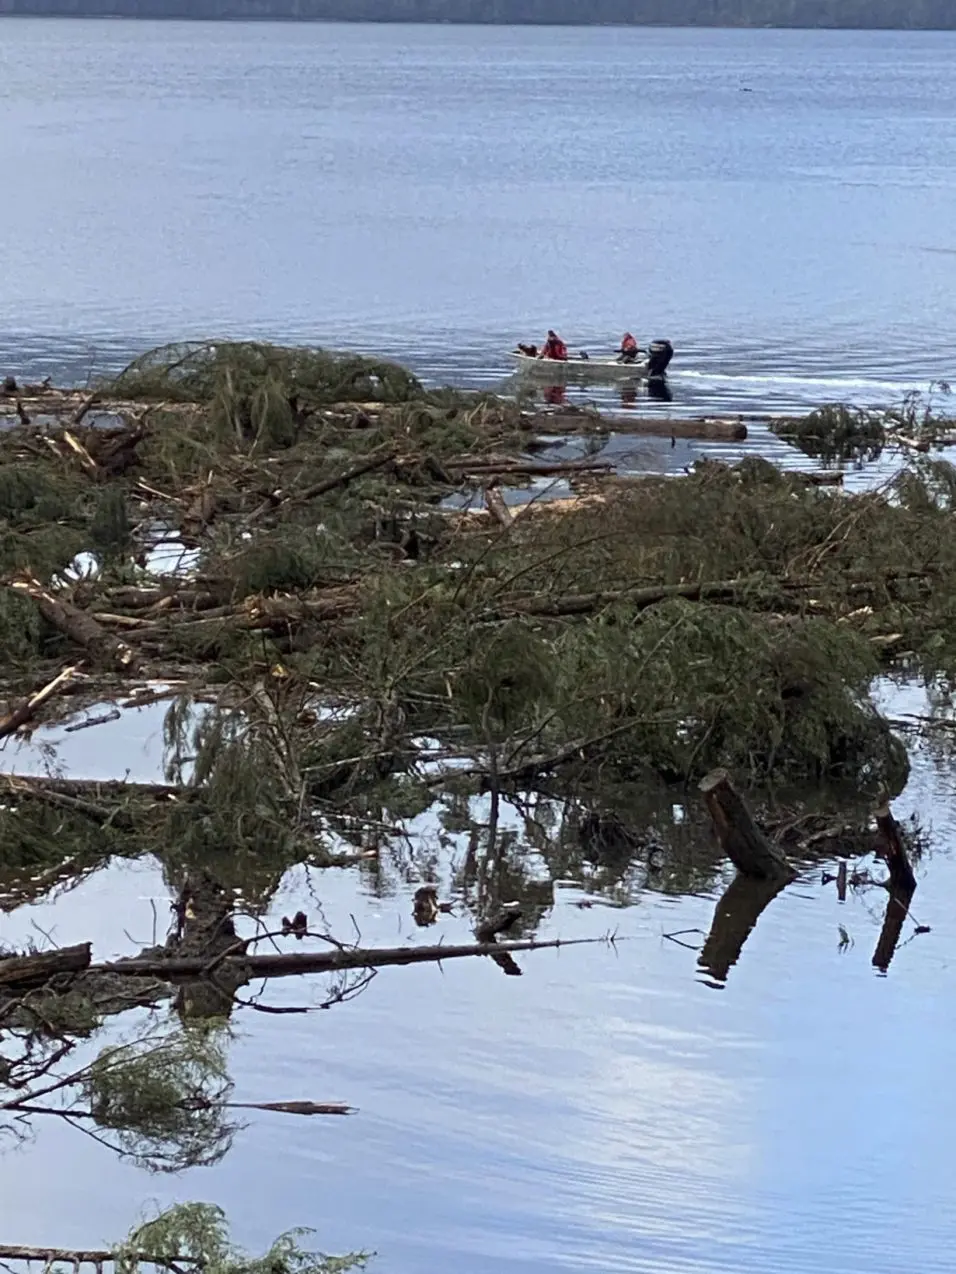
[646,339,674,379]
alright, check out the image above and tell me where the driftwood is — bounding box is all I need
[532,411,748,441]
[0,934,600,1007]
[227,1099,351,1116]
[449,456,613,479]
[0,665,78,739]
[99,934,596,982]
[296,442,400,501]
[8,579,139,673]
[71,392,100,427]
[8,1098,352,1120]
[0,943,92,991]
[0,1248,196,1269]
[699,769,796,880]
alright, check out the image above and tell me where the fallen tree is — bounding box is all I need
[0,1202,370,1274]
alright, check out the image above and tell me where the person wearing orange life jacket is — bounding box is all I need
[618,331,639,364]
[539,329,568,361]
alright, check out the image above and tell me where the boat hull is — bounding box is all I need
[509,348,670,382]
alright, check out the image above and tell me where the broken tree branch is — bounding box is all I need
[97,933,603,981]
[0,665,78,739]
[0,1248,196,1269]
[7,579,139,673]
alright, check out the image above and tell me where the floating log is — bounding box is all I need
[699,768,796,880]
[0,942,92,991]
[0,1249,195,1270]
[448,456,613,478]
[95,934,598,983]
[528,411,748,441]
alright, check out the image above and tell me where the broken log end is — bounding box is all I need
[699,768,795,882]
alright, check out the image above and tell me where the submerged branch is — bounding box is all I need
[99,933,604,981]
[0,1248,198,1269]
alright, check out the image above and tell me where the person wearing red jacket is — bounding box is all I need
[539,330,568,361]
[618,332,639,363]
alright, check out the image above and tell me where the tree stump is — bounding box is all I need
[874,800,917,894]
[699,769,795,881]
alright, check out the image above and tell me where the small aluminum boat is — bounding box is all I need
[510,339,674,382]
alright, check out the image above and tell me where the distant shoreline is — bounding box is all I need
[1,2,955,30]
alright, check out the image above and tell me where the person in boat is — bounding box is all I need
[618,332,639,364]
[539,330,568,361]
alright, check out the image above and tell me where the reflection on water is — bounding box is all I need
[1,683,952,1272]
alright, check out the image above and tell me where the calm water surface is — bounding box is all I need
[0,21,955,413]
[0,687,954,1273]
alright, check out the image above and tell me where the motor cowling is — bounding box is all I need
[646,339,674,379]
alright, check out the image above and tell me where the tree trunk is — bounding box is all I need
[95,934,596,982]
[9,580,139,672]
[532,411,748,441]
[0,943,92,991]
[699,768,796,880]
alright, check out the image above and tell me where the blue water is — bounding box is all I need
[0,21,955,412]
[1,21,955,1273]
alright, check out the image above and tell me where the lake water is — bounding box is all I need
[1,684,954,1274]
[1,18,956,1274]
[0,20,955,414]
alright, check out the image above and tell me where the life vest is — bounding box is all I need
[621,332,637,352]
[545,337,568,360]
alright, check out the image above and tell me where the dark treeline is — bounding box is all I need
[1,0,955,25]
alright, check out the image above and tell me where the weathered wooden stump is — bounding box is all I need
[874,799,917,894]
[699,768,796,881]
